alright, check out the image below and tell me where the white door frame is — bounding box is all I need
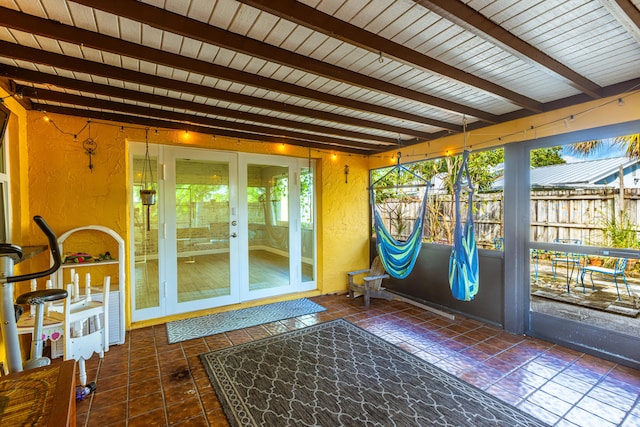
[130,146,316,321]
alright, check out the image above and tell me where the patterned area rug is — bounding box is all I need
[166,298,325,344]
[200,319,549,427]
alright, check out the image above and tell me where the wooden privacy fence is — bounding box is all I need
[375,188,640,249]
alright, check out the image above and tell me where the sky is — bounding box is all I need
[561,140,627,163]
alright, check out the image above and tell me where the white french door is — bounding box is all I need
[130,145,315,322]
[166,148,240,314]
[239,155,303,301]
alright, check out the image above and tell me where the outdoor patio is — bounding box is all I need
[530,259,640,339]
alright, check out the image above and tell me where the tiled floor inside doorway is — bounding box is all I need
[59,294,640,426]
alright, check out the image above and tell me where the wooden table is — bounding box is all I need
[0,360,76,426]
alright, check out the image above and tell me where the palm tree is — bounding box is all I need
[568,133,640,251]
[567,133,640,158]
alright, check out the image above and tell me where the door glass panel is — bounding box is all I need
[248,164,290,291]
[133,155,159,310]
[529,142,640,337]
[0,182,6,242]
[0,136,5,174]
[301,165,314,282]
[176,159,230,303]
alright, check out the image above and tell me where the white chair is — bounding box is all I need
[62,276,110,386]
[15,279,67,367]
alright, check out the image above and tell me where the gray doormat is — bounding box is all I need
[166,298,325,344]
[200,319,549,427]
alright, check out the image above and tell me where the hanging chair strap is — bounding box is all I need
[449,150,479,301]
[371,185,429,279]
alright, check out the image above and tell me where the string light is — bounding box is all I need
[39,122,330,160]
[29,87,639,164]
[29,107,602,164]
[0,92,21,103]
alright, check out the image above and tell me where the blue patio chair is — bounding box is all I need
[551,238,582,289]
[580,257,631,301]
[531,248,540,281]
[496,238,541,280]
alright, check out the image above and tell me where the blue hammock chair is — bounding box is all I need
[449,150,479,301]
[370,157,430,279]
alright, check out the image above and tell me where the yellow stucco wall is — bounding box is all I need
[2,86,639,340]
[4,103,371,331]
[318,154,371,293]
[23,113,128,294]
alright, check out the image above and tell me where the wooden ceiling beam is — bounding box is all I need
[234,0,543,113]
[0,6,466,131]
[70,0,498,122]
[413,0,603,99]
[24,88,385,151]
[484,78,640,125]
[8,68,396,145]
[0,78,32,110]
[0,52,454,141]
[602,0,640,46]
[33,103,374,154]
[614,0,640,28]
[0,49,444,139]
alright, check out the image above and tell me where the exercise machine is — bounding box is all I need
[0,216,64,373]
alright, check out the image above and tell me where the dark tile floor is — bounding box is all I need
[63,294,640,426]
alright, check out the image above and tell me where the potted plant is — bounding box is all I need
[140,129,156,230]
[140,188,156,206]
[588,256,604,267]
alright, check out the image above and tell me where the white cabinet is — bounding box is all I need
[53,225,125,346]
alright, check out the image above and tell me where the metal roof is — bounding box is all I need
[493,156,639,188]
[531,156,638,187]
[0,0,639,155]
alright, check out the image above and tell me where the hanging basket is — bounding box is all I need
[140,189,156,206]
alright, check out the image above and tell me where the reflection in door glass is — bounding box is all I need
[528,142,640,338]
[301,166,314,282]
[176,159,231,303]
[133,154,159,310]
[248,164,290,291]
